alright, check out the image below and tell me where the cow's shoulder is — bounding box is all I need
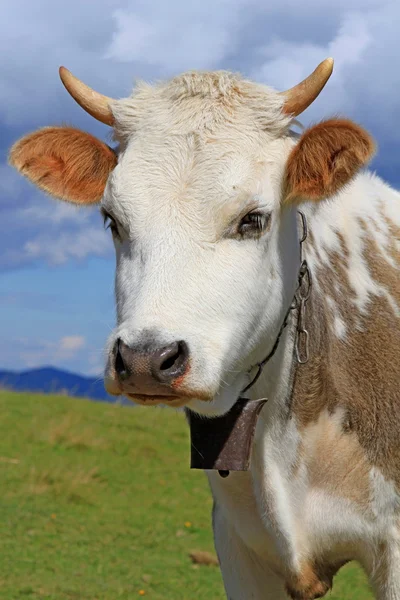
[291,173,400,487]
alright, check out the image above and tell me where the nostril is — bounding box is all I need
[158,341,189,378]
[160,343,183,371]
[114,339,128,379]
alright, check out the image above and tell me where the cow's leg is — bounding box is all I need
[212,501,288,600]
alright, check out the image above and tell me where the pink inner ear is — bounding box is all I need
[284,119,376,203]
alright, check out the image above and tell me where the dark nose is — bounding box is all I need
[114,338,190,390]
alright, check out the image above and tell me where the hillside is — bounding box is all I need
[0,366,130,404]
[0,390,373,599]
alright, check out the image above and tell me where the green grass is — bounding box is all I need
[0,390,374,599]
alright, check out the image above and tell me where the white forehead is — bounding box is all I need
[112,70,290,140]
[104,70,293,229]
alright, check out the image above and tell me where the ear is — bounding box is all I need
[284,119,376,203]
[9,126,117,205]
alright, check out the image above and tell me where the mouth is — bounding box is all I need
[104,375,214,406]
[125,392,188,407]
[129,392,178,399]
[126,392,179,402]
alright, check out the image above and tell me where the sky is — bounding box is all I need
[1,0,399,376]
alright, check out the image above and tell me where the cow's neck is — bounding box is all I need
[245,223,355,452]
[249,174,400,489]
[242,216,316,430]
[242,210,348,472]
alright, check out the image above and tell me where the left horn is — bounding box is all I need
[59,67,115,126]
[280,58,334,117]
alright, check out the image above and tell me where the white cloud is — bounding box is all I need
[60,336,85,352]
[17,202,92,225]
[105,3,240,72]
[16,334,87,368]
[254,15,371,89]
[22,227,112,266]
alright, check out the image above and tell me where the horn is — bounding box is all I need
[59,66,115,126]
[280,58,334,117]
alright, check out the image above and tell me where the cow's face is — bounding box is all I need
[9,65,374,415]
[101,123,299,415]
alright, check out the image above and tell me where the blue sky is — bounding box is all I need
[1,0,399,375]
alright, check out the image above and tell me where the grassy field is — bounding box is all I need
[0,390,374,599]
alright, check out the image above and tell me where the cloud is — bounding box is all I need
[17,202,91,225]
[12,334,86,369]
[1,0,399,271]
[250,4,398,132]
[0,333,107,375]
[59,336,85,352]
[105,3,243,72]
[23,227,112,266]
[0,191,112,270]
[252,15,372,96]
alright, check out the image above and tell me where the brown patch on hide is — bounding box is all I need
[291,211,400,488]
[301,409,371,511]
[9,126,117,204]
[284,119,375,203]
[383,214,400,265]
[289,238,350,426]
[361,219,400,306]
[316,232,359,333]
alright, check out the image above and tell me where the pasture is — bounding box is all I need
[0,390,374,599]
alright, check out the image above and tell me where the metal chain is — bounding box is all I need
[241,211,312,396]
[294,211,312,365]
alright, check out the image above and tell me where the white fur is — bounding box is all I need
[303,173,400,328]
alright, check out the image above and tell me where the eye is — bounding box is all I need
[238,211,271,237]
[102,210,121,240]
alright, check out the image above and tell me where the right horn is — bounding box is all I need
[280,58,334,117]
[59,66,115,126]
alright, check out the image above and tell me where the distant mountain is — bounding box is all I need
[0,366,131,405]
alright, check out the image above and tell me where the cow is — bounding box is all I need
[9,58,400,599]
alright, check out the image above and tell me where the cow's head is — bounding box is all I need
[9,59,374,415]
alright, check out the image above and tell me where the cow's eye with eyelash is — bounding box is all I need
[102,210,121,240]
[238,211,271,237]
